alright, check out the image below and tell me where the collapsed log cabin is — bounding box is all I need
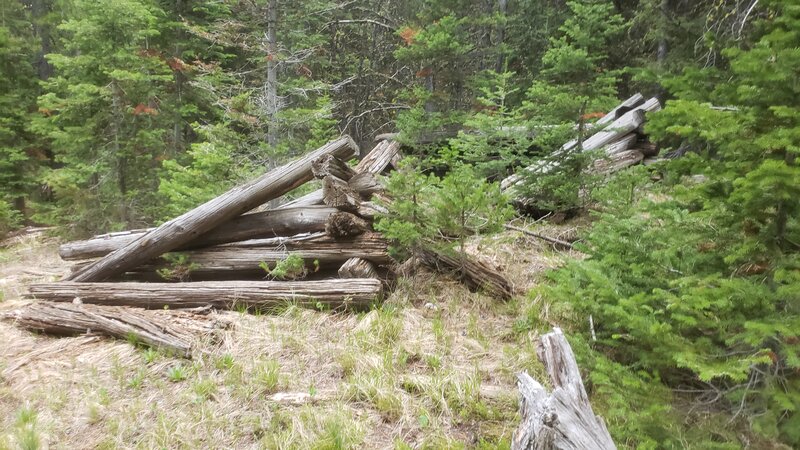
[501,94,662,196]
[68,136,359,282]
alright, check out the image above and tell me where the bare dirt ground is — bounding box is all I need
[0,223,578,449]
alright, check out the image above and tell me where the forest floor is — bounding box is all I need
[0,222,582,449]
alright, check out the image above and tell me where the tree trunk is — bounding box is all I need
[591,150,645,175]
[418,247,514,300]
[602,134,637,156]
[348,172,384,198]
[66,136,358,282]
[59,206,340,260]
[338,258,378,278]
[119,232,391,278]
[512,328,616,450]
[2,302,217,358]
[27,279,384,311]
[266,0,278,147]
[579,97,660,153]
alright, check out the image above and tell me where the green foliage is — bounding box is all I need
[540,3,800,445]
[261,253,308,280]
[157,253,199,282]
[166,364,188,382]
[376,159,512,258]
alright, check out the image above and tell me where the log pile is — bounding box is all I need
[9,135,515,353]
[502,93,663,196]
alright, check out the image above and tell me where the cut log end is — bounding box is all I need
[325,212,370,238]
[338,258,378,279]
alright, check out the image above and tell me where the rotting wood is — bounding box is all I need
[278,140,400,209]
[2,302,210,357]
[418,247,514,300]
[110,233,392,278]
[67,137,359,282]
[325,211,370,238]
[322,175,361,210]
[579,97,660,153]
[356,201,388,220]
[27,279,384,311]
[348,172,384,198]
[59,207,339,260]
[312,154,356,181]
[558,93,646,153]
[512,328,616,450]
[602,134,637,156]
[338,258,378,278]
[591,150,645,175]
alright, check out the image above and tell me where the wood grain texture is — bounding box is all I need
[67,137,359,282]
[59,206,339,260]
[512,328,616,450]
[27,279,383,310]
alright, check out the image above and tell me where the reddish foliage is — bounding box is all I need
[295,64,313,78]
[581,112,606,120]
[137,48,162,58]
[415,67,432,78]
[399,27,418,45]
[132,103,159,116]
[167,57,189,72]
[38,108,54,117]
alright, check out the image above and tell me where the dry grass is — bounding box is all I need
[0,223,580,449]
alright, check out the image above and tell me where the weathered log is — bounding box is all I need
[2,302,209,357]
[325,211,370,238]
[312,154,356,181]
[638,141,660,157]
[559,93,646,154]
[338,258,378,279]
[322,175,361,210]
[512,328,615,450]
[591,150,645,175]
[354,140,402,174]
[356,201,388,220]
[278,141,400,209]
[59,206,340,260]
[418,247,514,300]
[348,172,384,198]
[67,137,359,282]
[120,234,391,279]
[579,97,660,153]
[602,133,637,156]
[26,279,384,310]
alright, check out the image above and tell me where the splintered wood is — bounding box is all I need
[512,328,616,450]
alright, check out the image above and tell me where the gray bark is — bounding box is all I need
[512,328,616,450]
[27,279,384,311]
[67,137,358,282]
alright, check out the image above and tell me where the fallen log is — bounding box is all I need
[325,211,371,238]
[512,328,615,450]
[338,258,378,279]
[128,233,392,278]
[602,133,637,156]
[27,279,384,310]
[591,150,645,175]
[59,206,340,260]
[67,137,359,282]
[322,175,361,210]
[559,93,645,153]
[312,154,355,181]
[418,247,514,300]
[3,302,203,357]
[579,97,660,153]
[348,172,384,198]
